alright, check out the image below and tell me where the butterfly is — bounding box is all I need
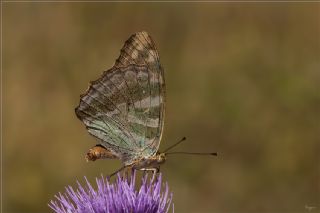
[75,32,167,175]
[75,32,217,176]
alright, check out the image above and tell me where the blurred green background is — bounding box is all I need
[3,2,320,213]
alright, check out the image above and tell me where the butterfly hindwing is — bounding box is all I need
[75,32,165,165]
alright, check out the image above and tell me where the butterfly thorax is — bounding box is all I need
[131,153,166,170]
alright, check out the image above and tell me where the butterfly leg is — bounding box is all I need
[139,166,160,174]
[139,167,160,182]
[108,165,127,179]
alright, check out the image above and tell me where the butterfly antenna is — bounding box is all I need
[163,137,187,153]
[165,151,217,156]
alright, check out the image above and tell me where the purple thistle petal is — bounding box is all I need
[49,172,173,213]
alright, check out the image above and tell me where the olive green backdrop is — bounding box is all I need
[3,2,320,213]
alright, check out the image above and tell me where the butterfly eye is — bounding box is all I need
[157,154,166,163]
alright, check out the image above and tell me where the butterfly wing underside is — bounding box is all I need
[75,32,165,165]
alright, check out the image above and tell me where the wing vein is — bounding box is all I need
[90,80,142,144]
[101,74,141,148]
[79,96,134,149]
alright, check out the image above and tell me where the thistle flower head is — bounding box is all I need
[49,172,173,213]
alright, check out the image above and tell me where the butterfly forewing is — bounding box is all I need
[75,32,165,165]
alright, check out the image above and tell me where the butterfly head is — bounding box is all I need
[156,153,166,164]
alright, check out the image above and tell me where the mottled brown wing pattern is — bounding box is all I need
[75,32,165,165]
[115,31,165,155]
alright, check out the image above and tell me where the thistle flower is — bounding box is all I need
[49,172,173,213]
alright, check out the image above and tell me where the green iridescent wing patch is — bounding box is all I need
[75,32,165,165]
